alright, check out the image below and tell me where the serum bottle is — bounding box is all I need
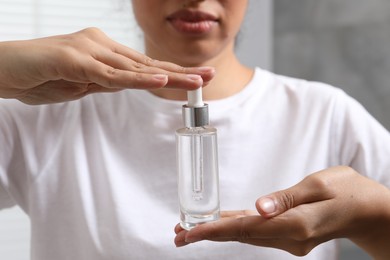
[176,87,220,230]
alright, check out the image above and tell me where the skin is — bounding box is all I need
[132,0,254,101]
[130,0,390,258]
[174,167,390,259]
[0,28,215,104]
[0,0,389,258]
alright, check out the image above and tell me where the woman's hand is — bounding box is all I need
[174,166,390,259]
[0,27,215,105]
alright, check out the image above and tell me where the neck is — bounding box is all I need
[147,45,254,101]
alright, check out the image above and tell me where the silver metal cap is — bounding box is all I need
[182,104,209,127]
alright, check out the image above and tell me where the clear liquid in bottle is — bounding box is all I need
[176,126,220,230]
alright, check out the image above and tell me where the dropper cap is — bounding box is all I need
[187,88,204,108]
[182,87,209,127]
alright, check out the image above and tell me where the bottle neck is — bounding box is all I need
[182,104,209,128]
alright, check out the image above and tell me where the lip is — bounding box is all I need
[167,9,219,35]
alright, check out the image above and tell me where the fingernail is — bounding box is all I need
[260,198,276,214]
[196,66,215,73]
[153,74,168,81]
[186,74,202,81]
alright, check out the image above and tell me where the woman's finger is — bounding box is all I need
[83,54,208,90]
[106,40,216,83]
[183,215,285,243]
[183,206,324,243]
[174,210,257,236]
[256,167,339,218]
[220,210,258,218]
[174,230,190,247]
[88,64,170,89]
[175,215,319,255]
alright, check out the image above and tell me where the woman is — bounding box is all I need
[0,0,389,259]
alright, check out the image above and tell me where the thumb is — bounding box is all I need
[255,191,297,218]
[255,171,333,218]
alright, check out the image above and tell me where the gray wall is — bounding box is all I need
[274,0,390,130]
[236,0,273,70]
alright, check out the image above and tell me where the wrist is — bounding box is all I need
[348,184,390,259]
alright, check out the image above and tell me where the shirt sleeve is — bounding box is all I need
[0,177,16,210]
[333,91,390,188]
[0,100,27,210]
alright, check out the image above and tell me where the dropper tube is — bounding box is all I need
[188,88,204,199]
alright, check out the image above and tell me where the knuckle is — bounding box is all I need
[104,67,120,88]
[134,72,144,81]
[106,67,118,76]
[142,57,156,66]
[133,62,144,70]
[338,166,357,177]
[80,27,103,37]
[278,191,295,211]
[237,218,251,243]
[178,65,187,73]
[306,174,334,197]
[130,72,149,88]
[309,175,329,191]
[288,213,317,242]
[292,224,315,242]
[169,63,186,73]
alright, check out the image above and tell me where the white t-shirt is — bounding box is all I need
[0,68,389,259]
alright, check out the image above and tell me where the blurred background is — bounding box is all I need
[274,0,390,131]
[0,0,388,259]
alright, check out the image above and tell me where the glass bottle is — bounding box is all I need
[176,89,220,230]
